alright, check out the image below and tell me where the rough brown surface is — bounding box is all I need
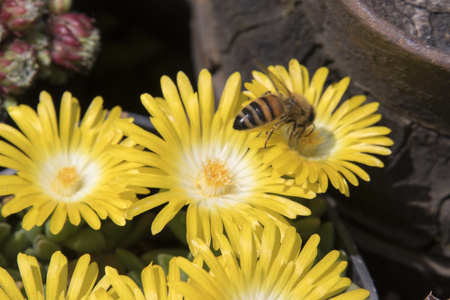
[363,0,450,52]
[189,0,450,298]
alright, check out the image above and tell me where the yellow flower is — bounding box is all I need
[0,251,100,299]
[244,59,393,196]
[170,221,370,299]
[95,259,181,300]
[0,91,141,234]
[114,69,316,251]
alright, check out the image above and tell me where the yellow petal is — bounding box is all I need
[328,95,367,128]
[307,67,328,106]
[67,254,98,300]
[289,59,309,95]
[338,161,370,181]
[49,203,68,234]
[161,75,190,139]
[104,267,134,299]
[35,200,58,226]
[78,203,101,230]
[296,234,320,280]
[0,267,25,300]
[80,96,104,130]
[45,251,68,300]
[17,253,44,300]
[151,200,185,235]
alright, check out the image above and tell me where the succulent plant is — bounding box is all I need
[0,38,37,96]
[0,0,43,33]
[48,13,100,72]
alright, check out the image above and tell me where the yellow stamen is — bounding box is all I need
[52,166,82,197]
[301,129,323,145]
[197,158,232,197]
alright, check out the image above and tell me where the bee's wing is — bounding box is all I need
[253,59,291,96]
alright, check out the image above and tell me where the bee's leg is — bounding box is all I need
[298,126,306,141]
[304,124,315,137]
[264,128,275,149]
[264,116,290,149]
[290,124,308,149]
[288,121,297,149]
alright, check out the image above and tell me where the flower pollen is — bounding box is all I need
[197,158,232,197]
[301,128,322,145]
[296,128,324,157]
[287,126,335,159]
[52,166,82,197]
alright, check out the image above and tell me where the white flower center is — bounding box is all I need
[39,152,101,202]
[231,282,283,300]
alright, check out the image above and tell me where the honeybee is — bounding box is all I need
[233,60,315,148]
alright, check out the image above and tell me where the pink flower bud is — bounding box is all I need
[48,13,100,72]
[1,0,43,32]
[0,39,38,95]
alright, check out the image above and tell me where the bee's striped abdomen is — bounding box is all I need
[233,95,284,130]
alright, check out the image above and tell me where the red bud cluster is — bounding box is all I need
[0,38,37,95]
[49,13,100,72]
[1,0,43,33]
[0,0,100,98]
